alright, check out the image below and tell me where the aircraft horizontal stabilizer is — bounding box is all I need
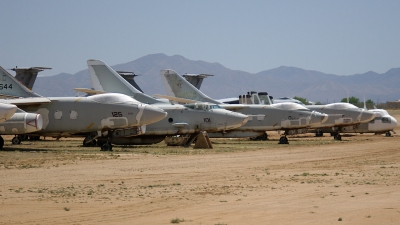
[74,88,105,95]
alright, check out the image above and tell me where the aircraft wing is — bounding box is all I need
[0,97,51,105]
[153,94,199,104]
[74,88,106,95]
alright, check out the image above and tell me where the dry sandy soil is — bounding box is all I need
[1,111,400,225]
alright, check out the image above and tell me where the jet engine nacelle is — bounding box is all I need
[0,112,43,134]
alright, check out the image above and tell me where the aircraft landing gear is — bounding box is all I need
[184,133,199,148]
[83,133,98,147]
[101,142,113,151]
[333,133,342,141]
[12,136,22,145]
[278,135,289,144]
[385,131,391,137]
[250,133,268,141]
[0,136,4,149]
[315,130,323,137]
[99,131,114,151]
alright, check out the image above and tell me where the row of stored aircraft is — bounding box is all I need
[159,70,397,139]
[0,59,397,150]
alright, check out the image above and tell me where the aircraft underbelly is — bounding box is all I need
[208,131,264,138]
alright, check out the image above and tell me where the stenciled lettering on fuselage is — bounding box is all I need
[288,116,299,120]
[343,118,351,123]
[203,118,211,123]
[112,112,123,117]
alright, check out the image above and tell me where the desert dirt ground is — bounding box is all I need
[0,111,400,225]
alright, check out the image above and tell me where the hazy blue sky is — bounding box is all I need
[1,0,399,76]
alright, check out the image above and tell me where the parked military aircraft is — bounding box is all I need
[0,66,168,150]
[157,69,329,144]
[306,103,377,140]
[311,108,397,137]
[74,59,249,147]
[176,73,378,141]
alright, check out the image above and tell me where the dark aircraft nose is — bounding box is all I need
[139,105,167,125]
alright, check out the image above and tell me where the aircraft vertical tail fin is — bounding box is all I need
[11,67,51,90]
[87,60,161,104]
[0,66,43,98]
[160,69,220,104]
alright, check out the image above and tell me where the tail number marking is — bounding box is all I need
[0,84,12,89]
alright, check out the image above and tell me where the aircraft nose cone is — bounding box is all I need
[140,105,167,125]
[391,116,398,128]
[0,103,18,122]
[226,112,249,130]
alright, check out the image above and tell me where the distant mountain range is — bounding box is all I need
[32,53,400,103]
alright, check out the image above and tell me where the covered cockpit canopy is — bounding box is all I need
[324,103,359,110]
[88,93,140,104]
[272,102,309,110]
[369,109,389,116]
[184,102,222,110]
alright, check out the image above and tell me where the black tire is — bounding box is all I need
[0,136,4,149]
[83,136,96,147]
[12,137,21,145]
[334,134,342,141]
[101,142,113,151]
[279,136,289,144]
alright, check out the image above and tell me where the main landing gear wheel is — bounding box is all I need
[0,136,4,149]
[12,136,22,145]
[83,134,97,147]
[101,142,113,151]
[278,136,289,144]
[334,133,342,141]
[385,132,391,137]
[315,130,323,137]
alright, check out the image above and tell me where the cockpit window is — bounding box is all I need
[88,93,139,104]
[209,104,222,109]
[272,103,308,110]
[324,103,359,110]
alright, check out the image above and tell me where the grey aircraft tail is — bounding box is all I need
[86,59,163,104]
[0,66,43,98]
[11,67,51,90]
[160,69,220,104]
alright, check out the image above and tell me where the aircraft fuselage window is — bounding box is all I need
[70,110,78,119]
[54,110,62,120]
